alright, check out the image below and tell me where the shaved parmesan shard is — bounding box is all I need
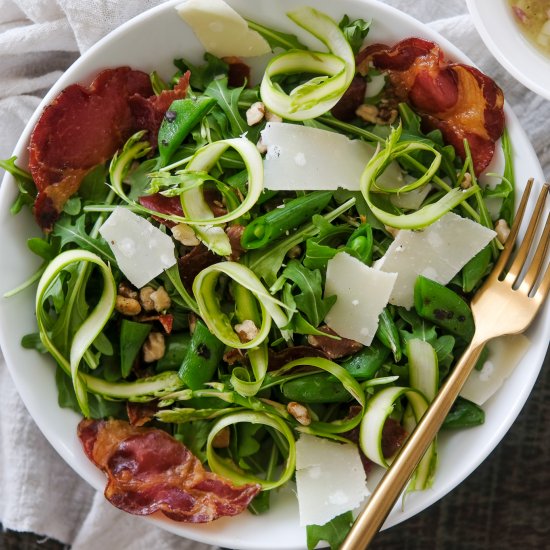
[261,122,403,191]
[176,0,271,58]
[295,434,370,527]
[324,252,397,346]
[375,212,496,308]
[100,207,176,288]
[460,334,530,406]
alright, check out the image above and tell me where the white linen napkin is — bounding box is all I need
[0,1,548,549]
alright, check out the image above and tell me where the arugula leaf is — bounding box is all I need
[278,260,335,327]
[398,308,437,347]
[174,54,229,91]
[174,420,211,464]
[78,164,109,202]
[63,197,81,215]
[205,77,248,136]
[339,15,371,54]
[21,332,48,353]
[1,156,36,214]
[52,215,115,264]
[127,158,159,200]
[246,18,307,50]
[306,511,354,550]
[27,237,58,262]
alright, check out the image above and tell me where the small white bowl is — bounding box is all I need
[467,0,550,100]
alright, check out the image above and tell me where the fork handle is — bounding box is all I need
[340,339,486,550]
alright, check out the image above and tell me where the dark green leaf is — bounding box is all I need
[306,511,354,550]
[120,320,152,377]
[78,164,109,202]
[21,332,47,353]
[63,197,81,216]
[174,54,229,91]
[174,420,211,463]
[443,396,485,429]
[204,77,248,136]
[1,156,36,214]
[127,158,159,200]
[398,308,437,346]
[27,237,58,261]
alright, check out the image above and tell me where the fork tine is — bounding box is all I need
[505,182,549,283]
[493,178,533,277]
[521,212,550,294]
[535,256,550,302]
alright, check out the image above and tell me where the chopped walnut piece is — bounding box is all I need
[256,137,268,154]
[212,426,231,448]
[139,286,155,311]
[234,319,259,343]
[460,172,473,189]
[115,295,141,316]
[287,402,311,426]
[356,103,397,125]
[286,245,302,259]
[246,102,266,126]
[495,218,511,244]
[143,332,165,363]
[118,281,138,300]
[265,110,283,123]
[150,286,171,312]
[172,223,200,246]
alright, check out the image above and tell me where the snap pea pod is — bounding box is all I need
[158,97,217,167]
[414,276,475,340]
[462,245,492,293]
[346,223,373,265]
[375,307,402,362]
[241,191,333,250]
[156,332,192,372]
[178,319,225,390]
[281,372,351,403]
[442,396,485,428]
[340,341,389,380]
[120,319,152,378]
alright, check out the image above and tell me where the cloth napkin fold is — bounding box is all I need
[0,1,548,549]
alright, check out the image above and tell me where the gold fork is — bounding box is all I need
[341,179,550,550]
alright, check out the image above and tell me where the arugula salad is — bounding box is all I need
[2,1,514,547]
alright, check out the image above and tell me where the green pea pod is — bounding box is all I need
[462,245,492,293]
[156,332,192,372]
[158,97,216,166]
[120,320,153,378]
[414,276,475,340]
[442,396,485,429]
[241,191,333,250]
[375,307,402,361]
[178,319,225,390]
[341,341,389,380]
[346,223,373,265]
[281,372,351,403]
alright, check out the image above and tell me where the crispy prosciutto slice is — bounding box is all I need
[29,68,190,231]
[78,419,261,523]
[357,38,505,174]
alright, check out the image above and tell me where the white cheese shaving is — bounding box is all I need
[99,207,176,288]
[295,434,370,527]
[324,252,397,346]
[261,122,403,191]
[460,334,530,405]
[375,212,496,308]
[176,0,271,58]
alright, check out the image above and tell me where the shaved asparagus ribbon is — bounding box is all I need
[206,410,296,490]
[260,6,354,120]
[110,133,264,255]
[360,125,479,229]
[360,339,439,492]
[193,261,291,349]
[36,250,116,417]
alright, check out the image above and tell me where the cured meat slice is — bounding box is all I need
[357,38,505,174]
[78,419,261,523]
[29,67,153,230]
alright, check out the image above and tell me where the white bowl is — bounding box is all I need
[466,0,550,100]
[0,1,548,549]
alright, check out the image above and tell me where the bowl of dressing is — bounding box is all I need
[466,0,550,100]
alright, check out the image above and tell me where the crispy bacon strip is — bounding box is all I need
[78,419,261,523]
[357,38,505,174]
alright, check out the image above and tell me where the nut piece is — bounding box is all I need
[143,332,165,363]
[256,137,268,154]
[150,286,171,312]
[356,103,397,125]
[139,286,155,311]
[460,172,473,189]
[234,319,259,343]
[212,426,231,448]
[246,101,266,126]
[118,281,138,300]
[495,218,511,244]
[286,245,302,259]
[265,110,283,123]
[115,295,142,316]
[384,224,400,239]
[287,402,311,426]
[172,223,200,246]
